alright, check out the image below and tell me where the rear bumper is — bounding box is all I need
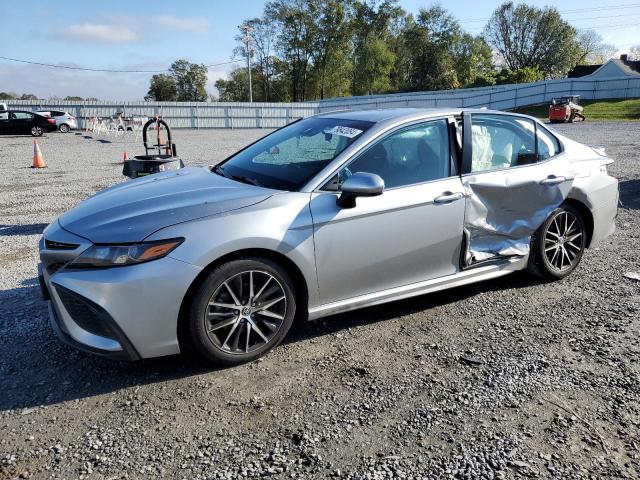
[60,120,78,129]
[587,176,619,247]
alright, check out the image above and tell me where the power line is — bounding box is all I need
[0,56,242,73]
[457,3,640,24]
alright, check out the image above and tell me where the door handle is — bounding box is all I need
[434,191,464,204]
[539,175,566,185]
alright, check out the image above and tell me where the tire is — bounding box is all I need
[527,204,586,280]
[187,257,297,365]
[30,126,43,137]
[59,124,70,133]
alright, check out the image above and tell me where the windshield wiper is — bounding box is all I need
[229,174,265,187]
[211,165,230,178]
[212,165,265,187]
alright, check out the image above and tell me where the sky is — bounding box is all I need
[0,0,638,101]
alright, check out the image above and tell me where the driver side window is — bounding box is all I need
[329,119,451,190]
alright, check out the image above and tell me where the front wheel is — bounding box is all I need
[59,124,70,133]
[187,258,297,365]
[30,126,44,137]
[528,205,586,280]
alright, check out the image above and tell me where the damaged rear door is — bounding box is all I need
[460,112,574,266]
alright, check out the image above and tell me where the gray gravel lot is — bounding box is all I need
[1,123,639,479]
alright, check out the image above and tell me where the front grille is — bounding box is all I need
[45,239,79,250]
[47,262,66,275]
[56,286,115,340]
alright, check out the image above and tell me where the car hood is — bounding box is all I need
[59,166,275,243]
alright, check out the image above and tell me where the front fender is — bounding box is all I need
[145,192,320,309]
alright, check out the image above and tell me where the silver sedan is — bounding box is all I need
[38,109,618,364]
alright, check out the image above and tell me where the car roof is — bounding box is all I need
[315,107,460,123]
[314,107,539,126]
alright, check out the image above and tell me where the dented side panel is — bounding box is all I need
[462,155,575,264]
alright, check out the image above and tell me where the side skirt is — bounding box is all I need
[307,256,528,320]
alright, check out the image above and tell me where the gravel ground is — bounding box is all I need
[1,123,639,479]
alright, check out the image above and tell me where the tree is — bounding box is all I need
[215,68,253,101]
[0,92,17,100]
[575,30,617,65]
[266,0,317,101]
[309,0,352,99]
[630,45,640,61]
[484,2,578,78]
[401,6,464,91]
[495,66,544,85]
[236,17,279,101]
[64,96,84,101]
[350,0,404,95]
[145,74,178,101]
[355,36,395,94]
[169,60,208,102]
[451,34,494,88]
[20,93,38,100]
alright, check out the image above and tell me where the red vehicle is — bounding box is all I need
[549,95,585,123]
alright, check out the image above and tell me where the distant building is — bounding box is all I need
[568,54,640,79]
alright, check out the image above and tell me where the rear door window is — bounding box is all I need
[470,114,537,172]
[12,112,34,120]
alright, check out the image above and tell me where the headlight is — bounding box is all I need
[70,238,183,268]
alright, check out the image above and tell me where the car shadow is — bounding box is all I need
[0,223,48,236]
[286,270,537,343]
[1,271,539,411]
[619,179,640,210]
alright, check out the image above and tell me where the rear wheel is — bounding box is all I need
[59,124,70,133]
[528,205,586,280]
[187,258,296,365]
[30,126,43,137]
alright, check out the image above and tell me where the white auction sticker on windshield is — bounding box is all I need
[324,126,363,138]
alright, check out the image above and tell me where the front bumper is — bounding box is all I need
[39,223,202,360]
[47,289,140,361]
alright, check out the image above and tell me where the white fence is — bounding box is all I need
[4,76,639,129]
[318,76,640,112]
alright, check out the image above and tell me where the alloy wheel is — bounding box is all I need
[543,210,584,272]
[31,126,43,136]
[204,270,287,355]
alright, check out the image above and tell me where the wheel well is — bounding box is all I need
[176,249,309,349]
[563,199,594,247]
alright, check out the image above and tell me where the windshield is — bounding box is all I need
[214,117,374,191]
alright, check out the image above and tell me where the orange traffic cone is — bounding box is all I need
[31,140,47,168]
[123,151,129,162]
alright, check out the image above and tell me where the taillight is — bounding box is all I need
[47,118,56,124]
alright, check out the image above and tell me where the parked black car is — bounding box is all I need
[0,110,58,136]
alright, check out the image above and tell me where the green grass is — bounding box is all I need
[511,98,640,121]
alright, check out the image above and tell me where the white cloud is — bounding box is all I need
[60,23,139,43]
[153,15,210,32]
[0,63,149,100]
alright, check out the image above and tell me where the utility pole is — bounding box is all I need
[240,24,253,103]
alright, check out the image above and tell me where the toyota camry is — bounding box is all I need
[38,109,618,365]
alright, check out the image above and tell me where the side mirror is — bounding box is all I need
[336,172,384,208]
